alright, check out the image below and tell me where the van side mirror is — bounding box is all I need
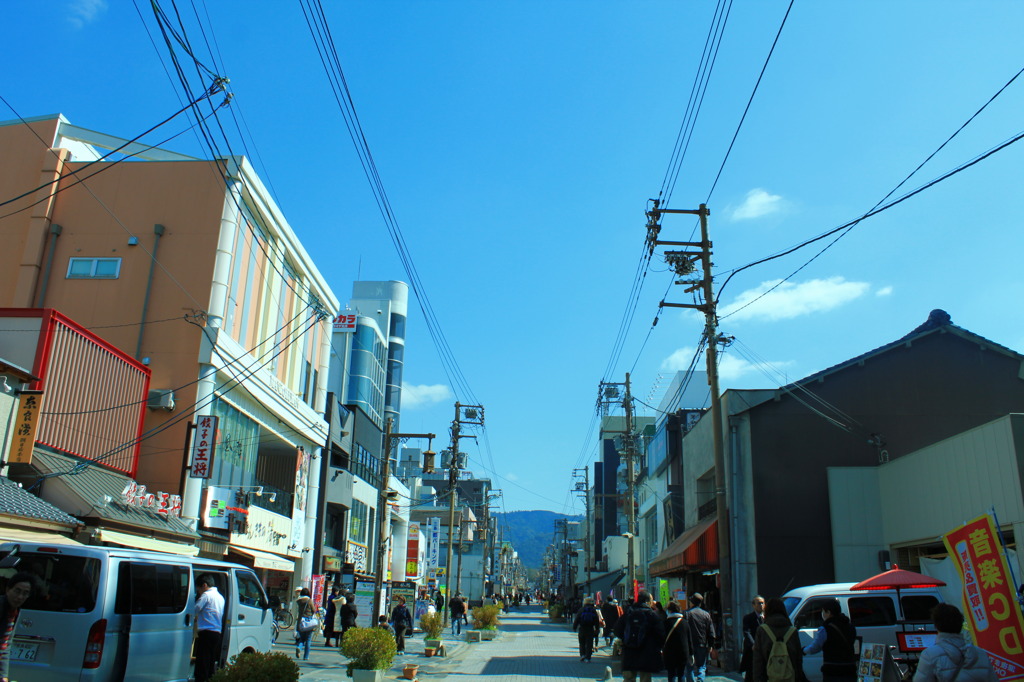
[0,544,21,569]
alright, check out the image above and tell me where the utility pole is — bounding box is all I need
[442,402,484,625]
[646,201,734,668]
[456,517,466,596]
[372,418,435,626]
[573,467,592,597]
[623,374,637,597]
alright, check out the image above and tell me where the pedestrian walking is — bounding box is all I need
[391,595,412,654]
[339,594,358,640]
[753,597,806,682]
[614,589,665,682]
[601,597,623,647]
[741,595,767,682]
[914,604,996,682]
[293,587,315,661]
[685,593,717,682]
[573,597,605,662]
[802,598,857,682]
[664,601,693,682]
[194,574,225,682]
[450,593,466,636]
[1,572,35,682]
[323,586,343,647]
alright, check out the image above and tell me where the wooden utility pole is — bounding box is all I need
[623,374,637,596]
[442,402,483,624]
[573,468,592,595]
[647,202,734,667]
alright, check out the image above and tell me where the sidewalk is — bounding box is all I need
[279,604,744,681]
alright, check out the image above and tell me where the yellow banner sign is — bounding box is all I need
[7,391,43,465]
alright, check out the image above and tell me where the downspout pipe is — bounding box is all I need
[136,224,165,359]
[34,224,63,307]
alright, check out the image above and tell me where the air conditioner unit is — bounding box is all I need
[147,389,175,411]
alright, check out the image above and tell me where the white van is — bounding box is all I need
[782,582,942,682]
[0,541,275,681]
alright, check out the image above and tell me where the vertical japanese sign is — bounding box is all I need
[428,517,441,570]
[311,574,325,608]
[291,447,310,551]
[189,415,218,479]
[944,513,1024,680]
[406,522,420,578]
[7,390,43,465]
[659,578,670,606]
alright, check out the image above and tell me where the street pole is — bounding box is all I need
[441,401,484,622]
[649,202,734,668]
[573,468,592,597]
[623,374,637,598]
[456,517,465,597]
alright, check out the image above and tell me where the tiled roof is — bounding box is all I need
[31,449,198,539]
[0,476,79,527]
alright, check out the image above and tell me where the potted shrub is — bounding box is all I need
[209,651,299,682]
[340,627,397,682]
[548,602,564,621]
[472,605,501,640]
[419,611,445,651]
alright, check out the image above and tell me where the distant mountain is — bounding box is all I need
[495,510,583,570]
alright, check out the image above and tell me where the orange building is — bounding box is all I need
[0,114,340,585]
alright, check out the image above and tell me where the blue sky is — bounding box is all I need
[4,1,1024,513]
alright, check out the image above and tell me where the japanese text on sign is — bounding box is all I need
[122,481,183,517]
[7,391,43,465]
[189,416,219,479]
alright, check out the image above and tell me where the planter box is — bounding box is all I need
[352,670,385,682]
[480,629,497,641]
[466,630,482,642]
[424,638,443,649]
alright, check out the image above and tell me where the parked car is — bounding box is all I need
[0,541,274,681]
[782,582,942,682]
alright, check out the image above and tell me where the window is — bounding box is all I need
[236,570,267,608]
[115,562,190,614]
[0,552,100,613]
[849,596,897,627]
[901,595,939,621]
[67,257,121,279]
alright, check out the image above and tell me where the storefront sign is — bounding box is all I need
[406,522,420,578]
[189,416,218,479]
[7,390,43,465]
[347,540,368,573]
[428,517,440,569]
[324,555,342,572]
[333,313,357,331]
[291,447,309,550]
[203,486,246,530]
[231,503,290,553]
[945,513,1024,680]
[123,481,183,517]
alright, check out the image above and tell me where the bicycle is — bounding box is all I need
[274,606,294,629]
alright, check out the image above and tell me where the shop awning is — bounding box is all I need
[98,529,200,556]
[232,546,295,572]
[649,515,718,577]
[0,527,82,545]
[582,568,625,596]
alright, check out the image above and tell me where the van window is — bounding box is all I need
[0,551,100,613]
[236,570,267,608]
[115,562,190,614]
[794,597,835,629]
[902,595,939,621]
[849,596,897,626]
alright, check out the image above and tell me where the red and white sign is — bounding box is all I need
[406,522,420,578]
[945,513,1024,680]
[122,481,182,517]
[189,416,219,479]
[333,314,357,332]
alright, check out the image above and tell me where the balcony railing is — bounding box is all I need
[697,498,716,520]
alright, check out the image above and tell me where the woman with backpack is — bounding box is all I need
[753,597,807,682]
[573,597,605,662]
[390,595,412,654]
[802,598,858,682]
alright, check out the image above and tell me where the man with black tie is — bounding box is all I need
[739,595,766,682]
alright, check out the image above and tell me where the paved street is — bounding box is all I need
[278,605,742,682]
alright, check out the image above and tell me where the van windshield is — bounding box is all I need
[0,551,101,613]
[783,596,801,616]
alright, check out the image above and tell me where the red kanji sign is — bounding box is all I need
[945,514,1024,680]
[189,416,219,479]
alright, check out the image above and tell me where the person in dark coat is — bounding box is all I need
[323,586,342,647]
[339,595,359,640]
[0,573,34,682]
[573,597,605,662]
[753,598,807,682]
[802,598,857,682]
[740,595,766,682]
[614,589,666,682]
[685,593,717,682]
[601,598,622,647]
[664,601,692,682]
[390,595,412,654]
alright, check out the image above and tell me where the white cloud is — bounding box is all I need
[504,472,520,482]
[401,383,452,409]
[660,346,793,383]
[68,0,107,29]
[730,188,784,221]
[876,286,893,297]
[661,346,700,372]
[719,276,870,322]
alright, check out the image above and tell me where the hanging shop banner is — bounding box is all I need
[291,447,310,549]
[944,513,1024,680]
[428,517,441,570]
[312,574,326,609]
[659,579,670,606]
[7,390,43,465]
[189,415,219,479]
[406,522,421,578]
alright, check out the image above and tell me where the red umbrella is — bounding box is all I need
[850,566,946,619]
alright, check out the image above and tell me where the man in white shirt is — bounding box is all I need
[195,574,225,682]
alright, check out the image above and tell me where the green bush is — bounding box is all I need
[209,651,299,682]
[548,603,564,620]
[340,627,397,673]
[419,611,445,639]
[471,605,501,630]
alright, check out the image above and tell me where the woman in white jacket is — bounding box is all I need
[914,604,996,682]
